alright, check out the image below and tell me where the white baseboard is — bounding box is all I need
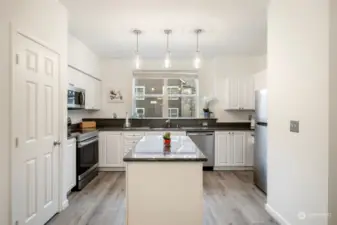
[214,166,253,171]
[61,199,69,210]
[265,204,291,225]
[99,167,125,172]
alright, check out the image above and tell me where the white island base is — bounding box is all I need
[125,162,203,225]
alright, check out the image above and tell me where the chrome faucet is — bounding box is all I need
[165,119,171,128]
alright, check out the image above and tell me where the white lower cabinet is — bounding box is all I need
[215,132,232,166]
[64,138,76,193]
[215,131,252,167]
[232,132,246,166]
[99,132,124,167]
[99,131,186,169]
[245,131,254,166]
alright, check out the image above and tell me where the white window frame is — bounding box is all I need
[168,108,179,118]
[132,70,199,118]
[135,108,145,117]
[134,86,145,100]
[167,86,180,100]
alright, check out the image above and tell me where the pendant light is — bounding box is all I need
[164,29,172,68]
[194,29,203,69]
[133,29,141,69]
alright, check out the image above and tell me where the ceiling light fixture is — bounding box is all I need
[133,29,141,69]
[164,29,172,69]
[194,29,203,69]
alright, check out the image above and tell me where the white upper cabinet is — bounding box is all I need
[68,34,100,79]
[85,77,94,110]
[225,76,255,110]
[82,75,101,110]
[68,34,101,110]
[94,79,101,110]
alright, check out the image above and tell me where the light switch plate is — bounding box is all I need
[290,120,299,133]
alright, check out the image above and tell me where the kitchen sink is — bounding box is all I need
[151,127,182,131]
[124,127,151,130]
[182,127,209,130]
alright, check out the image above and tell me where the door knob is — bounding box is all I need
[53,141,61,146]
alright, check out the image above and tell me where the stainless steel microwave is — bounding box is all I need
[67,86,86,109]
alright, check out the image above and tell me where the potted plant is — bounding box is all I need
[163,132,171,147]
[203,97,215,118]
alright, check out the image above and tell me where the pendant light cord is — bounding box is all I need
[166,32,169,52]
[136,32,139,53]
[196,32,199,52]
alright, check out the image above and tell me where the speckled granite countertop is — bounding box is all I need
[123,136,207,162]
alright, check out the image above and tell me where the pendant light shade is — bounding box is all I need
[194,29,203,69]
[194,51,201,69]
[133,29,141,69]
[164,29,172,68]
[135,53,141,69]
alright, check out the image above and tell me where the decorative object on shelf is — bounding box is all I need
[164,29,172,68]
[108,88,124,103]
[203,97,215,118]
[163,132,171,147]
[194,29,203,69]
[133,29,142,69]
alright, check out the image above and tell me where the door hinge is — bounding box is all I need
[16,54,19,64]
[15,138,19,148]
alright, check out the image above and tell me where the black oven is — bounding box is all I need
[75,132,99,190]
[68,86,86,109]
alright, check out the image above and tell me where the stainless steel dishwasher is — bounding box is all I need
[187,131,214,169]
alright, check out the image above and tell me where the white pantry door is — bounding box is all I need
[12,33,60,225]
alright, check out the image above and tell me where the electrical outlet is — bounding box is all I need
[290,120,299,133]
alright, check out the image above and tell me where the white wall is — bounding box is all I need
[95,55,266,122]
[267,1,331,225]
[0,3,11,225]
[254,70,267,90]
[328,1,337,224]
[0,1,68,224]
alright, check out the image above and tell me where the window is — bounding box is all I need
[132,71,199,118]
[168,108,179,118]
[134,86,145,100]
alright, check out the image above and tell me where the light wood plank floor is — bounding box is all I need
[47,171,278,225]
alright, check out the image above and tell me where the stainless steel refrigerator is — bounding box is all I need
[254,89,268,194]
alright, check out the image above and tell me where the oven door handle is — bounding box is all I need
[78,137,99,148]
[81,92,85,106]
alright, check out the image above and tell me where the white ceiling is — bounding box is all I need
[60,0,267,58]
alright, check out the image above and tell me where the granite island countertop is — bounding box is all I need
[123,135,208,162]
[98,126,253,132]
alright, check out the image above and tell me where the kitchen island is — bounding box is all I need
[123,135,207,225]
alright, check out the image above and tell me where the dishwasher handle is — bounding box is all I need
[187,132,214,136]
